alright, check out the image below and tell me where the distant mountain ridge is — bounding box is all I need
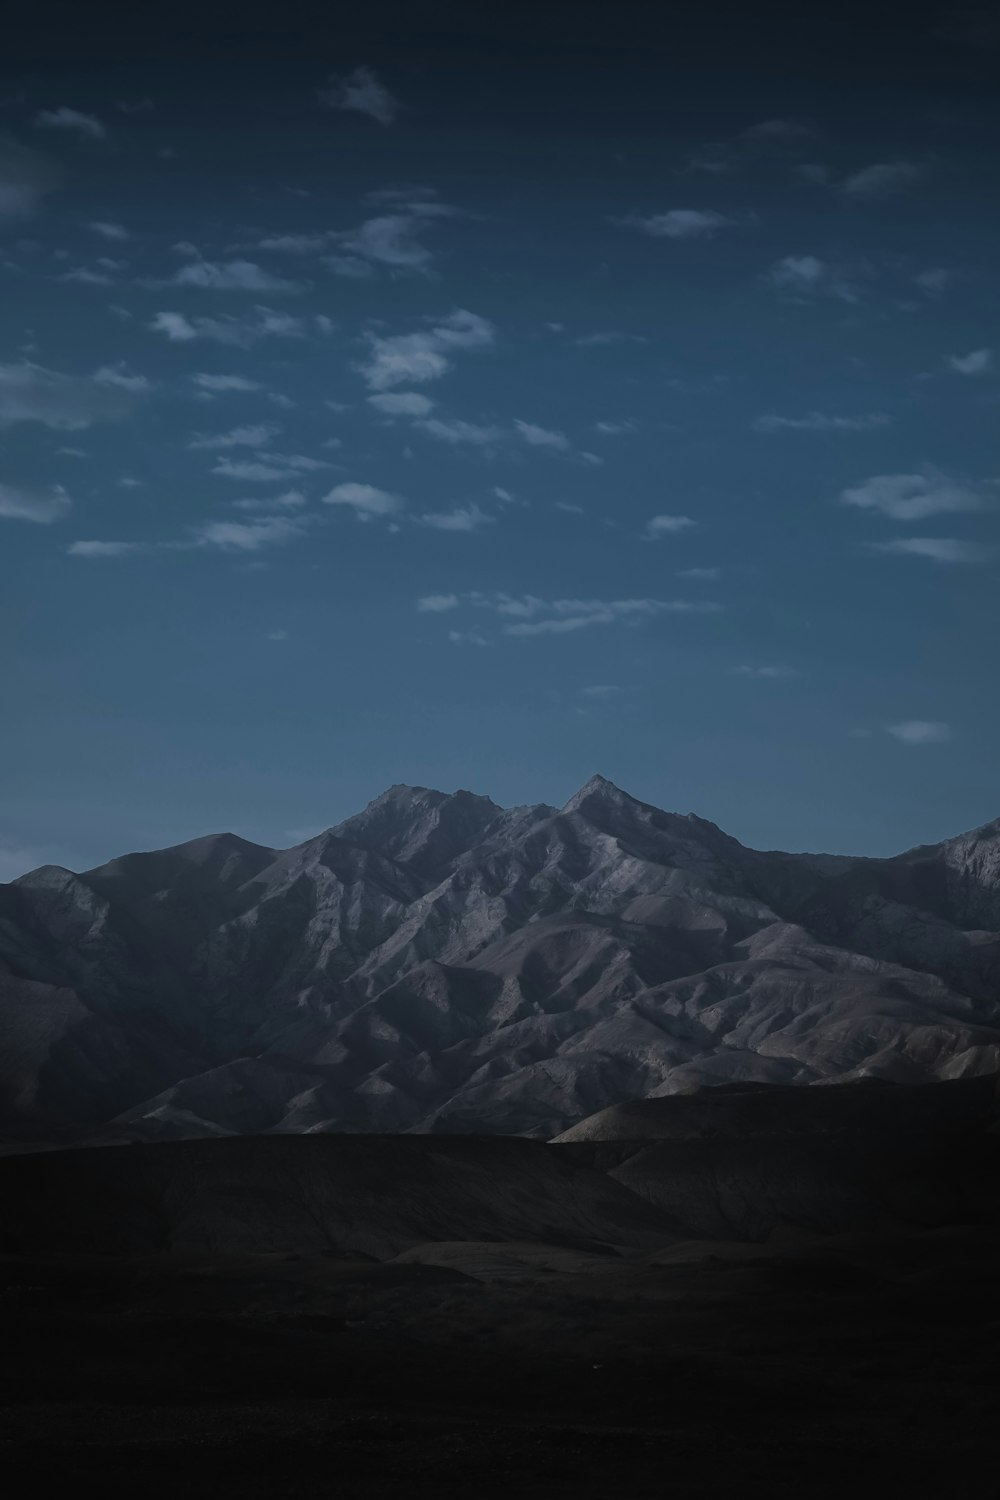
[1,775,998,1143]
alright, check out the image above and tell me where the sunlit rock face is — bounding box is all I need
[1,776,999,1142]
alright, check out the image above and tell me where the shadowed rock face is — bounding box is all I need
[1,776,999,1142]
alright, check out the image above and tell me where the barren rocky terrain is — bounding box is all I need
[2,776,999,1144]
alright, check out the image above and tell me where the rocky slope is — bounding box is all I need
[1,776,999,1141]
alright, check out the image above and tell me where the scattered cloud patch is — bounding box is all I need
[89,221,128,240]
[732,664,800,679]
[193,517,306,552]
[0,361,145,429]
[642,514,697,539]
[843,161,922,197]
[915,268,950,295]
[211,453,327,482]
[0,480,72,523]
[946,348,993,376]
[368,391,435,417]
[417,417,505,446]
[476,594,720,637]
[149,307,309,345]
[886,720,952,744]
[0,134,59,220]
[232,489,306,512]
[594,420,637,435]
[318,66,399,127]
[416,594,460,612]
[34,107,106,141]
[867,537,990,564]
[513,419,571,452]
[768,255,859,302]
[166,258,304,293]
[191,373,263,393]
[66,539,141,557]
[359,309,494,390]
[753,411,890,433]
[323,481,403,519]
[622,209,735,239]
[190,423,279,451]
[328,205,453,273]
[838,472,985,520]
[418,503,494,532]
[448,629,490,646]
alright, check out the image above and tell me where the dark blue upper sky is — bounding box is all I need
[1,0,998,874]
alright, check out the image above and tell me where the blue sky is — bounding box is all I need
[1,1,998,874]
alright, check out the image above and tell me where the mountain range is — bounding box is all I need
[2,774,999,1144]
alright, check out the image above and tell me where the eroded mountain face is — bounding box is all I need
[1,775,999,1142]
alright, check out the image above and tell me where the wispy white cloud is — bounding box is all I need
[358,309,494,390]
[843,161,922,197]
[189,423,280,451]
[327,205,453,272]
[946,348,993,376]
[642,514,697,539]
[753,410,890,433]
[768,254,859,302]
[368,391,435,416]
[0,360,146,428]
[165,258,304,293]
[194,517,307,552]
[0,134,59,220]
[867,537,990,564]
[461,593,720,638]
[232,489,306,512]
[66,539,141,556]
[211,453,328,482]
[191,373,263,393]
[886,720,952,744]
[513,419,571,452]
[573,331,649,347]
[838,472,985,520]
[677,566,720,580]
[416,594,460,612]
[417,417,505,446]
[149,307,310,345]
[318,66,400,127]
[743,118,816,144]
[257,233,329,255]
[732,664,800,679]
[322,481,403,519]
[0,480,72,523]
[88,220,128,240]
[34,106,107,141]
[914,268,950,295]
[418,503,494,532]
[448,629,490,646]
[622,209,736,239]
[59,264,116,286]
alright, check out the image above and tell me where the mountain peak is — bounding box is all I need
[562,774,637,813]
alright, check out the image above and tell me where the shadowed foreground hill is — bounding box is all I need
[4,1076,1000,1498]
[2,1076,997,1256]
[2,776,1000,1143]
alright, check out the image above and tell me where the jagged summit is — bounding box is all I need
[561,772,639,813]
